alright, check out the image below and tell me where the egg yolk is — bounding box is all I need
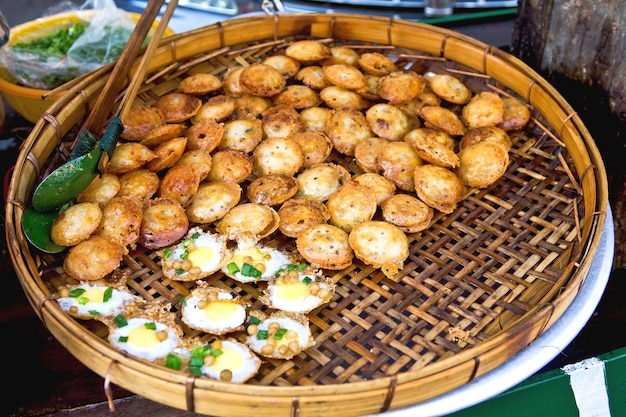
[212,347,243,372]
[81,287,106,303]
[187,246,215,269]
[203,301,239,322]
[231,248,267,268]
[276,281,310,301]
[127,326,161,348]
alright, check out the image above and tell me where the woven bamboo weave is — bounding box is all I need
[5,13,608,417]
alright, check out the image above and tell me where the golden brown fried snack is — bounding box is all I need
[322,64,367,90]
[413,164,466,214]
[277,196,331,238]
[246,174,299,206]
[319,86,369,110]
[459,126,512,151]
[116,169,160,203]
[50,202,102,247]
[207,149,253,184]
[105,142,156,175]
[145,136,187,173]
[354,137,388,173]
[234,94,272,119]
[356,74,382,101]
[358,52,396,76]
[498,97,531,131]
[296,162,351,201]
[262,104,304,138]
[377,140,422,192]
[326,180,377,232]
[185,119,224,153]
[420,105,466,136]
[288,131,333,168]
[216,203,280,240]
[461,91,504,130]
[139,198,189,249]
[273,85,321,109]
[239,63,286,97]
[262,54,301,79]
[253,136,304,177]
[120,105,165,141]
[326,108,373,156]
[63,235,125,281]
[76,173,120,206]
[322,46,360,66]
[140,123,188,149]
[220,118,263,153]
[222,67,246,97]
[285,40,331,62]
[299,106,331,133]
[158,164,200,208]
[175,149,212,182]
[352,172,397,206]
[178,72,223,95]
[427,73,472,104]
[380,193,433,233]
[456,141,509,188]
[365,103,412,141]
[296,223,353,270]
[401,87,441,117]
[96,196,143,248]
[191,95,237,123]
[348,220,409,278]
[294,65,331,90]
[377,71,426,104]
[404,128,460,168]
[185,181,242,224]
[154,93,202,123]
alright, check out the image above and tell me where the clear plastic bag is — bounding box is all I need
[0,0,137,89]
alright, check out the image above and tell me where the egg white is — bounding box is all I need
[246,313,313,359]
[57,284,138,319]
[109,317,180,362]
[201,339,261,383]
[264,272,333,313]
[223,244,291,283]
[182,290,247,335]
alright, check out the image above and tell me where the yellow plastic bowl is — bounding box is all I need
[0,10,175,123]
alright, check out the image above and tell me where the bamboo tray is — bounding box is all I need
[5,13,608,417]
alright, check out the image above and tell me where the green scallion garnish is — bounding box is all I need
[78,297,90,305]
[227,262,240,275]
[302,276,313,285]
[69,288,86,298]
[114,315,128,327]
[256,330,269,340]
[241,263,262,278]
[165,354,182,370]
[144,322,157,331]
[248,316,261,325]
[274,328,288,340]
[118,335,128,343]
[103,287,113,302]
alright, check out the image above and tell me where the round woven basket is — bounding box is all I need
[5,13,608,417]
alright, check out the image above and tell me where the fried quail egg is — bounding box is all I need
[262,266,335,313]
[222,235,291,283]
[246,311,314,360]
[56,283,139,320]
[181,284,248,335]
[160,227,231,281]
[198,339,261,383]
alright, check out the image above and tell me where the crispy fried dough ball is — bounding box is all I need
[326,180,377,232]
[178,72,223,95]
[234,94,272,119]
[381,193,433,233]
[365,103,412,141]
[246,174,299,206]
[296,162,352,201]
[427,73,472,104]
[262,54,301,79]
[120,105,165,141]
[461,91,504,130]
[185,181,242,224]
[220,118,263,153]
[63,235,125,281]
[354,137,388,173]
[139,198,189,249]
[459,126,512,151]
[404,128,459,168]
[253,136,304,177]
[413,164,466,214]
[192,95,237,123]
[96,196,143,248]
[207,149,253,184]
[146,136,188,173]
[277,197,331,238]
[326,108,372,156]
[76,173,120,206]
[50,202,102,247]
[348,220,409,278]
[185,119,224,153]
[223,67,246,97]
[498,97,531,131]
[377,71,426,104]
[456,141,509,188]
[322,46,360,66]
[296,223,353,270]
[140,123,188,148]
[154,93,202,123]
[262,104,304,138]
[300,106,331,133]
[158,164,200,207]
[401,87,441,117]
[285,40,331,62]
[116,169,160,203]
[289,131,333,168]
[377,140,422,192]
[352,172,397,206]
[420,105,466,136]
[320,86,369,110]
[216,203,279,240]
[239,63,286,97]
[294,65,331,90]
[358,52,396,76]
[273,85,321,109]
[175,149,212,182]
[105,142,156,175]
[357,74,382,101]
[323,64,367,90]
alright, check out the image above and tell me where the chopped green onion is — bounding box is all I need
[88,310,101,316]
[118,335,128,343]
[210,349,223,357]
[248,316,261,325]
[180,251,189,260]
[302,276,313,285]
[191,231,201,239]
[190,366,203,376]
[227,262,240,275]
[165,354,182,371]
[256,330,269,340]
[144,322,157,331]
[274,328,288,340]
[297,262,308,270]
[163,248,173,259]
[78,297,89,305]
[114,315,128,327]
[103,287,113,302]
[189,355,204,367]
[69,288,86,298]
[241,263,262,278]
[176,268,185,275]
